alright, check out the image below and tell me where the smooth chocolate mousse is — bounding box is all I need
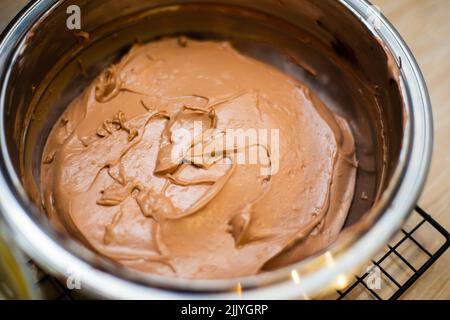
[41,38,357,279]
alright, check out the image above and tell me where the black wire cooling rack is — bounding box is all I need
[29,206,449,300]
[336,206,450,300]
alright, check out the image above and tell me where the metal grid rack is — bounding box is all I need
[29,206,449,300]
[336,206,450,300]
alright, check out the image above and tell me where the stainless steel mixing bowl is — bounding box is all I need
[0,0,432,299]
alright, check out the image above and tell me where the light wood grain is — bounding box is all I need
[0,0,448,299]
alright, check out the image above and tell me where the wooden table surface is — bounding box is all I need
[0,0,448,299]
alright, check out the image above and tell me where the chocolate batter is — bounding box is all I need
[41,38,357,279]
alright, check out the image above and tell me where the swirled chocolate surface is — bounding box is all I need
[41,38,357,279]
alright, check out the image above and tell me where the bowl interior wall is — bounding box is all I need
[3,0,403,248]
